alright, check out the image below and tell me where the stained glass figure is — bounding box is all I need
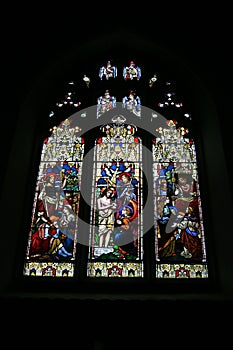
[122,89,141,117]
[97,90,116,118]
[123,61,141,81]
[99,60,117,80]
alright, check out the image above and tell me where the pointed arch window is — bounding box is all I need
[153,120,208,278]
[23,118,84,277]
[22,57,210,285]
[87,117,144,277]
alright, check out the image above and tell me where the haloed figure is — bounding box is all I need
[38,173,60,217]
[97,187,117,247]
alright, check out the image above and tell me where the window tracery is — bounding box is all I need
[23,58,208,281]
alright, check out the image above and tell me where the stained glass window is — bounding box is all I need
[22,57,209,282]
[87,117,143,277]
[23,118,84,277]
[153,120,208,278]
